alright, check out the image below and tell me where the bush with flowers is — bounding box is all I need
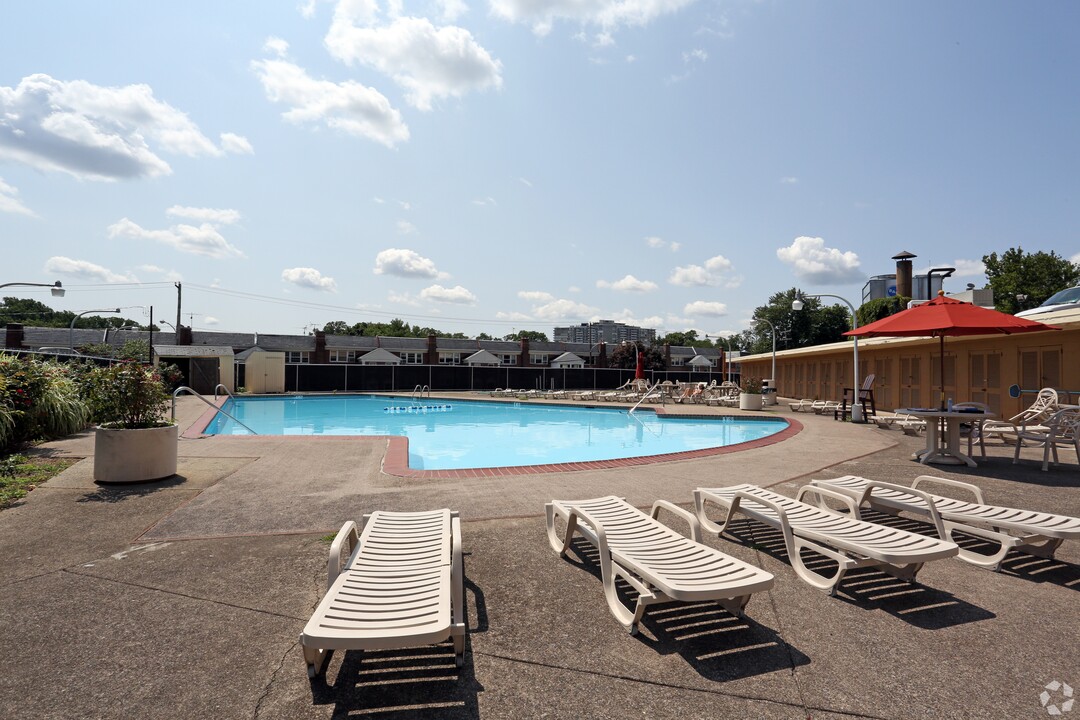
[84,362,173,429]
[0,354,90,452]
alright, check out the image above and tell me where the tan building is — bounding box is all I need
[738,306,1080,418]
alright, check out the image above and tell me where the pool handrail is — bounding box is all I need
[213,383,234,402]
[172,386,258,435]
[628,381,664,415]
[412,384,430,400]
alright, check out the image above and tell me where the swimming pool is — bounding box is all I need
[204,395,790,471]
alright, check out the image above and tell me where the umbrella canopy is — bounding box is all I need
[845,294,1059,408]
[634,350,645,380]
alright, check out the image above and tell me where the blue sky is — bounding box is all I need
[2,1,1078,338]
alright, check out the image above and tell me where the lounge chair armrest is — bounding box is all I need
[327,520,360,590]
[651,500,702,543]
[730,490,789,526]
[911,475,985,504]
[795,485,861,518]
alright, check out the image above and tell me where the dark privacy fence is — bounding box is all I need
[238,364,726,393]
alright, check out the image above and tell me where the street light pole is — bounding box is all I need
[793,293,861,422]
[70,308,121,352]
[756,317,777,402]
[0,281,65,297]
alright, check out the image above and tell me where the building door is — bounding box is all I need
[969,352,1002,415]
[900,355,921,408]
[1020,346,1062,394]
[874,357,893,410]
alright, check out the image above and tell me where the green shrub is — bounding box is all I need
[84,362,172,429]
[0,354,90,452]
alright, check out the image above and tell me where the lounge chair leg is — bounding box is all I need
[303,643,331,679]
[545,503,577,556]
[717,594,752,617]
[1013,536,1064,560]
[879,562,923,583]
[790,538,854,595]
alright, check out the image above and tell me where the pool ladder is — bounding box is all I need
[412,384,430,400]
[172,386,258,435]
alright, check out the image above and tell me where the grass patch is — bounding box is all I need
[0,454,76,510]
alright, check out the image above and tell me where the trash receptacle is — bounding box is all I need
[762,378,777,405]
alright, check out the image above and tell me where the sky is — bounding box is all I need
[2,1,1079,340]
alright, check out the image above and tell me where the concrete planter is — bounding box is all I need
[739,393,764,411]
[93,424,178,483]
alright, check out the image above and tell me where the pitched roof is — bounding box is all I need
[154,345,235,357]
[359,348,402,364]
[464,349,501,365]
[551,351,585,365]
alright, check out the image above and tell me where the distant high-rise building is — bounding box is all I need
[553,320,656,344]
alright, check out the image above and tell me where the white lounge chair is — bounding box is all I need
[301,509,465,678]
[1013,406,1080,471]
[809,475,1080,571]
[546,496,775,635]
[980,388,1058,446]
[693,484,958,595]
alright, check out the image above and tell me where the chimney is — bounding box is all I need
[177,325,193,346]
[5,323,24,349]
[426,333,437,365]
[893,250,916,299]
[313,329,328,364]
[597,342,607,369]
[520,336,530,366]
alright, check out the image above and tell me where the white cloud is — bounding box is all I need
[107,217,245,259]
[668,255,734,287]
[203,316,220,326]
[397,200,410,209]
[646,236,681,252]
[780,176,798,184]
[0,177,35,216]
[396,219,416,234]
[518,290,554,302]
[683,48,707,63]
[136,264,183,282]
[220,132,254,155]
[282,267,338,291]
[166,206,242,224]
[684,300,728,317]
[0,74,235,181]
[435,0,468,22]
[298,0,320,19]
[952,259,986,278]
[251,57,409,147]
[597,274,658,292]
[490,0,697,36]
[264,36,291,56]
[45,256,136,283]
[776,236,862,284]
[325,5,503,112]
[519,177,532,187]
[625,54,636,63]
[532,298,598,321]
[373,196,386,204]
[373,248,446,278]
[495,310,533,322]
[387,290,422,306]
[420,284,476,304]
[472,196,496,206]
[1071,252,1080,265]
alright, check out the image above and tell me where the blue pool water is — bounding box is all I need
[205,395,788,470]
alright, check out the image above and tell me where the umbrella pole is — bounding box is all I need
[939,335,946,410]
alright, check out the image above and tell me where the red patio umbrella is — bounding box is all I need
[844,294,1059,409]
[634,350,645,380]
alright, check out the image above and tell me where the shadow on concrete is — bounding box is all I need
[857,509,1080,592]
[720,518,996,629]
[310,644,483,718]
[562,537,809,681]
[76,474,191,503]
[922,455,1080,488]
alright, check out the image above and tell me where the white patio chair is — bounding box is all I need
[1013,406,1080,471]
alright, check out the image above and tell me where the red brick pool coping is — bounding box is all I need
[186,400,803,478]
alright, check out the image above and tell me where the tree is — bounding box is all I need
[983,248,1080,315]
[856,296,910,327]
[608,341,666,370]
[656,329,713,348]
[321,321,353,335]
[503,330,549,342]
[740,288,852,354]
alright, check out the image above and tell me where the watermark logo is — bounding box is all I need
[1040,681,1074,716]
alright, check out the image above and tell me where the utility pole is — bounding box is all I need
[174,282,182,334]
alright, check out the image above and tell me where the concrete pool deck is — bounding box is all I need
[1,394,1077,718]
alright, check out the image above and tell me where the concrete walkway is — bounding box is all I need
[1,396,1077,719]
